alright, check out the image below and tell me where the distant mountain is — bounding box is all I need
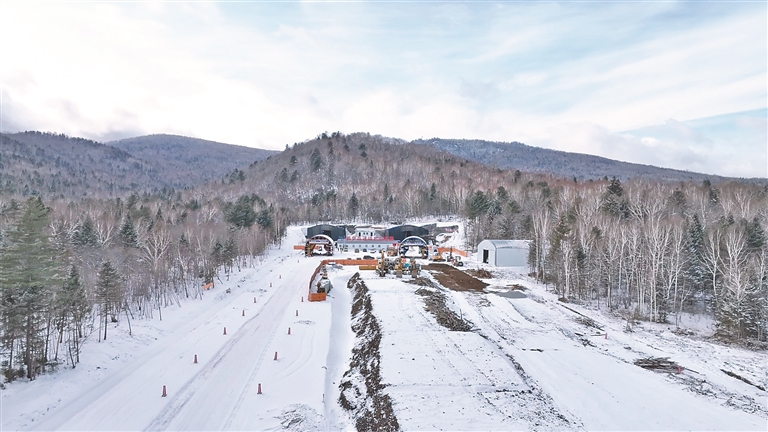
[413,138,751,183]
[0,132,162,199]
[107,134,277,188]
[0,132,276,199]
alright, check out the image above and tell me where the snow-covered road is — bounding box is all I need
[6,228,354,431]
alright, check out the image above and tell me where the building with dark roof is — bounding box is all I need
[385,224,429,242]
[305,224,348,241]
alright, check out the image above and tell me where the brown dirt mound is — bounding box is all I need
[415,288,473,332]
[423,263,488,292]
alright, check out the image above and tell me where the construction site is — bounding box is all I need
[7,223,765,432]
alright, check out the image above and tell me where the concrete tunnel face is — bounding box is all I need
[307,234,334,255]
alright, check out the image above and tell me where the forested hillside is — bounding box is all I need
[0,130,765,384]
[0,132,161,199]
[0,132,275,200]
[108,134,276,189]
[414,138,759,183]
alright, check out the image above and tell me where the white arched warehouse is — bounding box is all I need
[476,240,530,267]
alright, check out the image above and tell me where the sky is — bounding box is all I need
[1,1,766,178]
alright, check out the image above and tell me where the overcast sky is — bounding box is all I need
[1,1,765,178]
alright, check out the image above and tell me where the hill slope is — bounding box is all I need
[0,132,161,199]
[0,132,277,199]
[414,138,742,183]
[107,134,276,188]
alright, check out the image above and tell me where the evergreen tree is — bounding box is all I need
[95,261,122,341]
[467,191,490,220]
[72,216,98,247]
[684,214,706,294]
[222,236,238,273]
[0,197,62,380]
[348,194,359,219]
[745,216,765,253]
[600,177,628,218]
[57,266,90,365]
[119,216,139,248]
[256,209,273,229]
[310,148,324,172]
[225,196,257,229]
[211,240,224,268]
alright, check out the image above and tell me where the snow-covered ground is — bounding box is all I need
[2,223,766,431]
[1,227,355,431]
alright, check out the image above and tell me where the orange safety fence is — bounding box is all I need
[203,282,214,290]
[437,247,468,257]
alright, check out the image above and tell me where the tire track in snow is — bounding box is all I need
[454,292,581,429]
[145,260,312,431]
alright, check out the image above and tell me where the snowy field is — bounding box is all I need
[2,223,766,431]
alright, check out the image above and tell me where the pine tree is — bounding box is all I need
[225,196,257,229]
[72,216,98,247]
[600,177,628,218]
[222,236,238,273]
[0,197,63,380]
[119,216,138,248]
[310,148,324,172]
[745,216,765,253]
[95,261,122,341]
[57,266,90,365]
[684,214,706,294]
[348,194,359,219]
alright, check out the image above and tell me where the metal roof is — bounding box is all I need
[480,240,530,249]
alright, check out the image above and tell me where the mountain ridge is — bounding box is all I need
[0,132,276,199]
[412,137,764,183]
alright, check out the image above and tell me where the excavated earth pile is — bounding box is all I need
[423,263,488,291]
[415,287,473,332]
[338,273,400,432]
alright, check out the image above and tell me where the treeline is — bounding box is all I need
[0,192,287,381]
[465,177,767,341]
[205,132,768,341]
[1,130,764,383]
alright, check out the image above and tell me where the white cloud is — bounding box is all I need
[0,2,765,177]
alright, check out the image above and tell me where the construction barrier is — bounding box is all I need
[202,282,214,290]
[437,247,468,257]
[308,292,327,302]
[358,265,377,271]
[327,259,378,266]
[293,245,305,250]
